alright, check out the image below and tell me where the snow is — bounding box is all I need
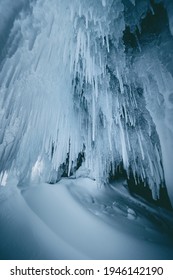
[0,178,173,259]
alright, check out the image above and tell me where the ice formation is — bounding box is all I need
[0,0,173,203]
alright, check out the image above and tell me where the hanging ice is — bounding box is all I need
[0,0,173,204]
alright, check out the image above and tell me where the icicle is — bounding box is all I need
[0,171,8,186]
[102,0,106,7]
[116,67,124,94]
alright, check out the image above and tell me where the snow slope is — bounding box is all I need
[0,178,173,260]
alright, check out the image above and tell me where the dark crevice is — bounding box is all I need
[48,149,85,184]
[123,1,169,52]
[110,163,172,211]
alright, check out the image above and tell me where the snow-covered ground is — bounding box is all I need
[0,177,173,260]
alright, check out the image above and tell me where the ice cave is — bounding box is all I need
[0,0,173,259]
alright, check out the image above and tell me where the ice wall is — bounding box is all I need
[0,0,173,203]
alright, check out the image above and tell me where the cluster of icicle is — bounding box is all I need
[0,0,173,199]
